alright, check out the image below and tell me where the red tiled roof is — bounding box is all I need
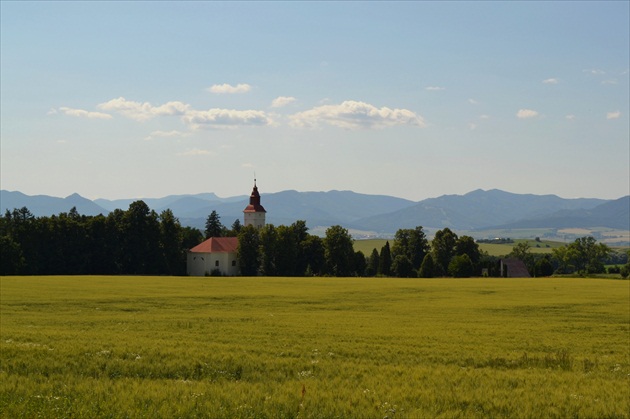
[243,204,266,213]
[189,237,239,253]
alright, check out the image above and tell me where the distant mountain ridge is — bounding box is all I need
[1,189,627,233]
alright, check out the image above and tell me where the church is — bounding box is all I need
[186,181,266,276]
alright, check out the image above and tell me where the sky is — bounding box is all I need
[1,1,628,202]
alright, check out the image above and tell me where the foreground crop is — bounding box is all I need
[1,276,628,418]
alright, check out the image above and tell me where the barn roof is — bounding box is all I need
[189,237,239,253]
[500,258,531,278]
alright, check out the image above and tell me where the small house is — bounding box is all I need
[187,237,239,276]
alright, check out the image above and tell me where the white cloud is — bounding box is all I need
[479,114,490,119]
[207,83,252,94]
[607,111,621,120]
[58,107,113,120]
[289,100,425,130]
[516,109,539,119]
[177,148,214,156]
[584,69,605,75]
[566,114,576,120]
[601,79,618,85]
[144,130,189,141]
[468,98,480,105]
[425,86,445,91]
[271,96,296,108]
[182,108,272,129]
[98,97,189,121]
[542,78,559,84]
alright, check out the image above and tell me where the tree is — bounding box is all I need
[418,253,435,278]
[431,228,458,276]
[205,210,225,238]
[229,219,243,236]
[275,225,298,276]
[323,225,355,276]
[121,201,161,274]
[534,255,554,277]
[354,251,367,276]
[571,236,610,274]
[392,227,430,270]
[291,220,310,275]
[258,224,278,276]
[366,248,380,277]
[237,225,260,276]
[159,209,184,275]
[455,236,481,271]
[378,241,392,276]
[301,235,325,276]
[448,254,474,278]
[0,235,24,275]
[391,254,414,278]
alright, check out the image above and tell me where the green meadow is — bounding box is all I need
[1,276,628,418]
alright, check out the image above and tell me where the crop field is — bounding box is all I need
[1,276,628,418]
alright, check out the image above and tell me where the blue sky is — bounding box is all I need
[1,1,628,201]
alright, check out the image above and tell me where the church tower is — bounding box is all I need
[243,179,266,228]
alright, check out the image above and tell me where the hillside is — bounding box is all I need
[2,189,626,234]
[353,189,607,232]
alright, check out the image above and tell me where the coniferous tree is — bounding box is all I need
[366,248,380,276]
[378,241,392,276]
[205,210,224,238]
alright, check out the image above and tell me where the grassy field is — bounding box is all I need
[1,276,628,418]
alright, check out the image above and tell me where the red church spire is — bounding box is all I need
[243,179,266,213]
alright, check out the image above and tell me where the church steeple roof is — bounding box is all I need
[243,179,266,213]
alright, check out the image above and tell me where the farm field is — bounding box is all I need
[1,276,628,418]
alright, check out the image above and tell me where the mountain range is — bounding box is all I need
[1,189,628,234]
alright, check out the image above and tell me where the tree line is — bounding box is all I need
[1,204,627,278]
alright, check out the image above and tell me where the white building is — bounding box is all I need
[187,237,239,276]
[243,180,266,228]
[187,181,266,276]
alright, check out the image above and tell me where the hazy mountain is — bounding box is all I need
[490,196,630,230]
[94,193,246,212]
[1,190,109,216]
[178,190,415,230]
[2,189,625,233]
[353,189,608,232]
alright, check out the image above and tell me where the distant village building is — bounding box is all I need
[187,181,266,276]
[499,258,531,278]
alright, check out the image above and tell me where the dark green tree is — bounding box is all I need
[205,210,225,238]
[301,235,325,276]
[392,227,430,270]
[159,209,184,275]
[323,225,355,276]
[0,235,24,275]
[229,219,243,236]
[418,253,435,278]
[431,228,458,276]
[378,241,392,276]
[275,225,298,276]
[448,254,474,277]
[258,224,278,276]
[237,225,260,276]
[366,248,380,276]
[534,255,554,277]
[354,250,367,276]
[391,254,415,278]
[121,201,161,274]
[455,236,481,269]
